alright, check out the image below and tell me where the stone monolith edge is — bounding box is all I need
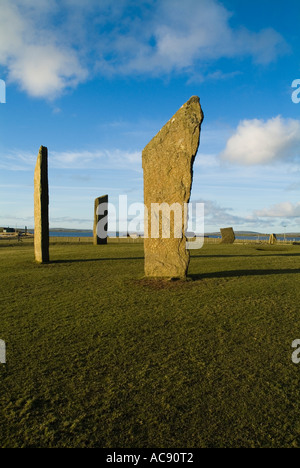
[93,195,108,245]
[142,96,203,278]
[34,146,49,263]
[220,227,235,244]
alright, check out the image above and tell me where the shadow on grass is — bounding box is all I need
[189,268,300,281]
[191,253,300,259]
[51,257,144,264]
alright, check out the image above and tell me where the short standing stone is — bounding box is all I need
[93,195,108,245]
[142,96,204,278]
[269,233,277,245]
[220,227,235,244]
[34,146,49,263]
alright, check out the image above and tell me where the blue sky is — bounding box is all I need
[0,0,299,233]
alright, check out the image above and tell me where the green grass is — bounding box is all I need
[0,240,300,448]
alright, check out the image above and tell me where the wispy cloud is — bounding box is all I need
[0,150,36,171]
[193,198,300,231]
[194,153,220,169]
[50,216,91,225]
[255,201,300,218]
[95,0,288,77]
[187,70,242,84]
[0,148,142,171]
[287,181,300,191]
[51,149,142,170]
[192,198,270,229]
[221,116,300,165]
[0,0,288,99]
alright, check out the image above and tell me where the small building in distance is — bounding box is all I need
[3,227,15,233]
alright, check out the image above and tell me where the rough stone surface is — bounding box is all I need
[269,233,277,245]
[220,227,235,244]
[142,96,203,278]
[93,195,108,245]
[34,146,49,263]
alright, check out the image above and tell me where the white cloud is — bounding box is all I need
[0,0,87,98]
[221,116,300,165]
[255,202,300,218]
[0,0,288,98]
[9,44,86,98]
[96,0,287,76]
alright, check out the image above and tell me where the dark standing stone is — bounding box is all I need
[220,227,235,244]
[94,195,108,245]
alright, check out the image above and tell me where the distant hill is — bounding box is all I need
[207,231,264,236]
[49,228,92,233]
[206,231,300,238]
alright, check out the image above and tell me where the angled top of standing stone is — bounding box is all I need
[142,96,203,204]
[143,96,202,165]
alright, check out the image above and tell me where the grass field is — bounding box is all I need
[1,239,300,448]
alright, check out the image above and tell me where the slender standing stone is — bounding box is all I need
[220,227,235,244]
[93,195,108,245]
[142,96,204,278]
[34,146,49,263]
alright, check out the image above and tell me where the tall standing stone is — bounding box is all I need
[220,227,235,244]
[34,146,49,263]
[93,195,108,245]
[142,96,203,278]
